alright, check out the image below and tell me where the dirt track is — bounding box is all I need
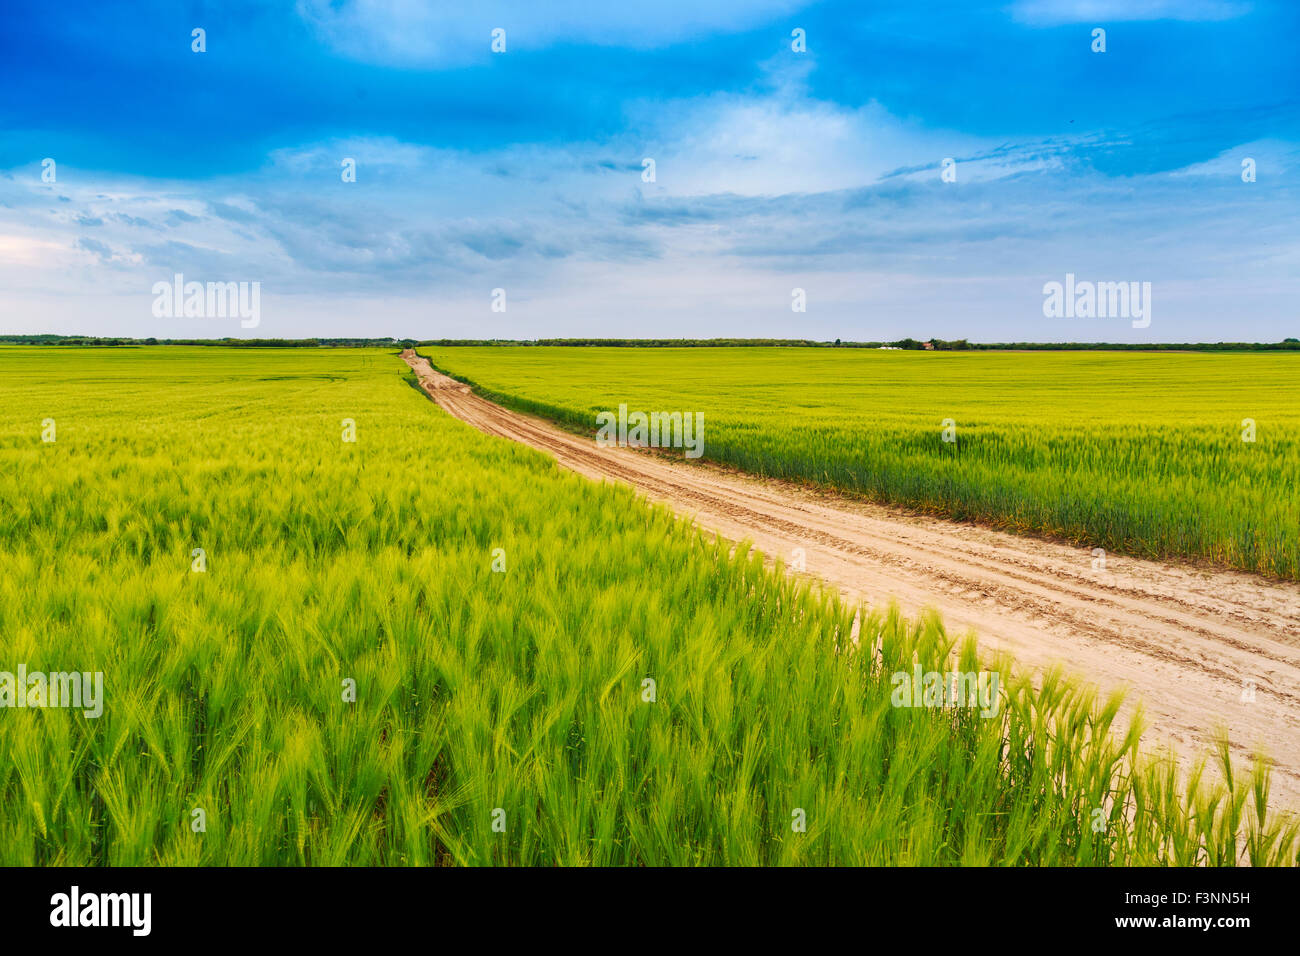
[401,349,1300,810]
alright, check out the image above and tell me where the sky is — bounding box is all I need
[1,0,1297,342]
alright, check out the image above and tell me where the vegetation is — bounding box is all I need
[0,346,1293,865]
[0,335,396,348]
[4,334,1299,352]
[430,346,1300,580]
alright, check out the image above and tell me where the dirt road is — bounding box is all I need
[401,349,1300,809]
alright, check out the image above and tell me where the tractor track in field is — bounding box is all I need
[401,349,1300,811]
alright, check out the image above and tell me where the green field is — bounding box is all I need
[429,347,1300,579]
[1,346,1295,866]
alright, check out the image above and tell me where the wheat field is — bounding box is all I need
[0,345,1294,866]
[430,346,1300,580]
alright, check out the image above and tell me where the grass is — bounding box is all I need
[0,345,1294,865]
[428,346,1300,580]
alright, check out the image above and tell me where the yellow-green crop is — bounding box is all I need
[430,346,1300,579]
[0,346,1294,865]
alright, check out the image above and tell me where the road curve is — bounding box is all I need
[401,349,1300,810]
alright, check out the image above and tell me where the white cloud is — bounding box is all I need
[626,58,999,197]
[1008,0,1252,24]
[295,0,808,66]
[0,234,67,267]
[1167,139,1299,178]
[3,70,1298,342]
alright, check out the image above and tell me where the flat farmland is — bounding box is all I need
[429,347,1300,580]
[2,345,1294,866]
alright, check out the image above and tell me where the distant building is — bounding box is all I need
[922,341,935,350]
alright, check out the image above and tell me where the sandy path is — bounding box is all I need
[401,350,1300,810]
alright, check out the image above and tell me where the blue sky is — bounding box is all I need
[1,0,1297,341]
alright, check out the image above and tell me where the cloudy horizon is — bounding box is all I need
[2,0,1297,342]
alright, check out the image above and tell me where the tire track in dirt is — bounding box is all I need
[401,349,1300,810]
